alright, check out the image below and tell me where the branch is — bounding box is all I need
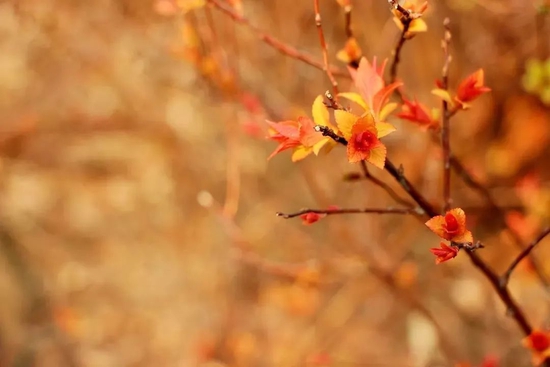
[384,160,433,216]
[387,0,418,20]
[313,0,339,96]
[384,156,537,338]
[389,26,410,84]
[314,125,348,145]
[441,18,452,212]
[360,161,414,207]
[450,157,550,290]
[207,0,349,78]
[343,4,353,38]
[276,207,421,219]
[502,227,550,285]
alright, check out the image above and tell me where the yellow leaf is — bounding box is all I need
[379,102,398,121]
[336,38,362,64]
[334,110,358,140]
[336,49,351,64]
[431,88,455,107]
[367,144,387,169]
[375,122,396,138]
[176,0,205,13]
[393,16,405,32]
[312,95,329,126]
[312,138,329,155]
[409,18,428,34]
[292,146,312,162]
[338,92,368,110]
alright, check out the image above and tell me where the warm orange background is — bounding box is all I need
[0,1,549,366]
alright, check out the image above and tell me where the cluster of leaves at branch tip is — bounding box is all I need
[522,58,550,105]
[426,208,473,264]
[392,0,429,39]
[266,57,399,168]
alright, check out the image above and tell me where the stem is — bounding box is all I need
[344,4,353,39]
[502,227,550,285]
[360,161,413,207]
[389,23,410,84]
[385,156,536,338]
[207,0,349,78]
[441,18,452,212]
[450,156,550,290]
[313,0,339,96]
[276,207,420,219]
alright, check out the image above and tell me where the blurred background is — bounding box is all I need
[1,0,550,366]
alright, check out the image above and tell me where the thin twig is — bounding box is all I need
[207,0,349,78]
[343,4,353,38]
[387,0,416,20]
[313,0,339,96]
[383,156,537,337]
[389,21,411,83]
[359,161,414,207]
[441,18,452,213]
[276,207,421,219]
[450,157,550,290]
[502,227,550,285]
[314,125,348,145]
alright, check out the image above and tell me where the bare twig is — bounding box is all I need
[343,4,353,38]
[389,25,410,85]
[441,18,452,212]
[324,90,343,110]
[313,0,339,96]
[387,0,417,20]
[383,156,538,338]
[502,227,550,285]
[207,0,349,78]
[276,207,421,219]
[314,125,348,145]
[360,161,414,207]
[450,157,550,290]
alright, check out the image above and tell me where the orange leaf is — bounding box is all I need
[429,242,458,264]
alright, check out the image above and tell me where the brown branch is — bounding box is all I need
[276,207,421,219]
[313,0,339,96]
[389,19,411,84]
[441,18,452,212]
[359,161,414,207]
[450,157,550,290]
[207,0,349,78]
[387,0,416,20]
[502,227,550,285]
[343,4,353,38]
[314,125,348,145]
[381,0,550,301]
[384,156,538,339]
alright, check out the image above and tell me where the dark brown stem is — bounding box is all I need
[384,156,536,337]
[389,23,410,84]
[360,161,414,207]
[344,4,353,38]
[441,18,452,213]
[387,0,416,20]
[314,0,339,96]
[502,227,550,285]
[383,160,433,217]
[450,157,550,290]
[314,125,348,145]
[276,207,421,219]
[207,0,349,78]
[307,125,537,350]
